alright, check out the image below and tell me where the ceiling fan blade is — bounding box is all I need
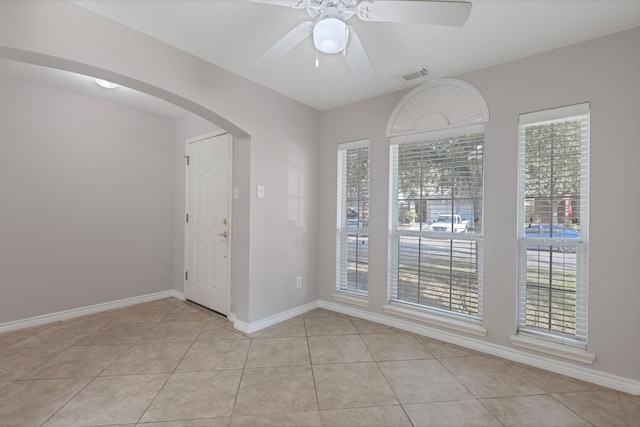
[344,26,376,80]
[241,0,308,8]
[254,21,313,69]
[356,0,472,26]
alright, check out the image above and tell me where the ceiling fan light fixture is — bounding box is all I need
[313,17,348,54]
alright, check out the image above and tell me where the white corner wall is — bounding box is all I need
[318,27,640,384]
[0,74,176,323]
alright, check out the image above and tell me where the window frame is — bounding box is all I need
[388,124,485,323]
[336,140,370,296]
[516,103,590,347]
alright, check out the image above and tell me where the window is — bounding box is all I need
[389,129,484,321]
[517,103,589,346]
[337,141,369,295]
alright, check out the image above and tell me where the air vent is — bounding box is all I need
[397,67,431,83]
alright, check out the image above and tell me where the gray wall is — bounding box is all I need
[0,74,176,322]
[318,27,640,381]
[0,0,321,325]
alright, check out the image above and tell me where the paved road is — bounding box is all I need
[346,234,576,273]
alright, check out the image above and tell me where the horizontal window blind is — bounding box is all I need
[337,142,369,294]
[389,133,484,320]
[517,103,589,345]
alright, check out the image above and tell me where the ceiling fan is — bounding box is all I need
[244,0,472,79]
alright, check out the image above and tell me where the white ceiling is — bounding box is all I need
[3,1,638,118]
[64,0,640,111]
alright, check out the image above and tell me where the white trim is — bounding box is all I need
[390,123,485,145]
[232,301,319,334]
[0,290,185,334]
[336,142,370,295]
[226,137,234,316]
[185,129,227,144]
[321,300,489,344]
[332,293,370,308]
[516,106,590,344]
[338,139,369,150]
[318,300,639,396]
[519,102,590,126]
[510,334,595,364]
[387,132,485,321]
[382,304,487,337]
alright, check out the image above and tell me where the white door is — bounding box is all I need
[185,133,231,315]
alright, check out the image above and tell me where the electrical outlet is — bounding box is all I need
[296,276,302,288]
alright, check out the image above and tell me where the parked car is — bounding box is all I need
[525,223,579,252]
[430,214,468,233]
[347,218,363,228]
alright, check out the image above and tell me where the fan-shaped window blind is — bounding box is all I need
[386,79,489,137]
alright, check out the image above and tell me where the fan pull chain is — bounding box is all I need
[343,25,348,56]
[315,50,320,68]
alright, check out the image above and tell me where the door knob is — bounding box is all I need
[218,231,228,238]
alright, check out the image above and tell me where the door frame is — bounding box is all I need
[183,130,233,315]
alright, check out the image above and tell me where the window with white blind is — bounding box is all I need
[389,129,484,321]
[517,103,589,346]
[337,141,369,295]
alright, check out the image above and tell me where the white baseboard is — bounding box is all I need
[228,312,237,324]
[0,289,185,334]
[233,300,319,334]
[318,300,640,396]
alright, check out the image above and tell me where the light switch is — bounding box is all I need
[257,185,265,198]
[233,187,239,199]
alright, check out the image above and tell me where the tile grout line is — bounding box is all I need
[227,321,256,422]
[306,326,322,416]
[412,340,506,425]
[0,301,636,425]
[37,373,101,426]
[547,392,598,427]
[132,306,203,425]
[364,326,427,422]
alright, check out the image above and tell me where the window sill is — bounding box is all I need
[382,304,487,337]
[332,292,370,308]
[510,334,596,364]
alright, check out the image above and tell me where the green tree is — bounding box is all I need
[397,134,483,221]
[524,119,582,224]
[345,147,369,220]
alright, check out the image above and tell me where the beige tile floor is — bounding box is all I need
[0,298,637,427]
